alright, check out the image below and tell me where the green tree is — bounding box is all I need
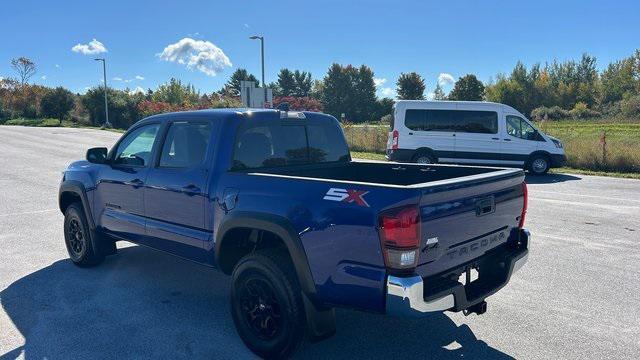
[321,63,377,122]
[374,97,394,120]
[40,87,75,124]
[448,74,485,101]
[396,72,425,100]
[81,87,141,129]
[433,83,446,100]
[293,70,312,97]
[276,69,295,96]
[222,68,259,96]
[151,78,199,105]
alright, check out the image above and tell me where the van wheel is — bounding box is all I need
[528,154,550,175]
[413,151,436,164]
[64,203,105,267]
[230,249,305,359]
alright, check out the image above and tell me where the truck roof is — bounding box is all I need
[142,108,328,121]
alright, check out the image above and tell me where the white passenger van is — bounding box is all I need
[386,100,566,174]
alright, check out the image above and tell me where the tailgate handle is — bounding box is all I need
[475,196,495,217]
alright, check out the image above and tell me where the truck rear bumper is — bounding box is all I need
[386,229,530,317]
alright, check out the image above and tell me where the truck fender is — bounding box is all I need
[59,180,96,230]
[215,211,317,296]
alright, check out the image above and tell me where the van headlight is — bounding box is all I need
[551,138,563,149]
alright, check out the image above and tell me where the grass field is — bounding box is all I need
[343,120,640,176]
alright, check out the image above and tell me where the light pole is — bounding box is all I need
[249,35,266,106]
[94,58,111,128]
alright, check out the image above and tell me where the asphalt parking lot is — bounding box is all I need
[1,125,639,359]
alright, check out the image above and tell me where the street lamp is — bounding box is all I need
[94,58,111,128]
[249,35,267,106]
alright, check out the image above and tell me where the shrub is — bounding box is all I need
[273,96,323,112]
[620,94,640,119]
[530,106,570,120]
[569,102,601,119]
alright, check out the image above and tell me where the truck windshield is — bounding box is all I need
[232,118,350,170]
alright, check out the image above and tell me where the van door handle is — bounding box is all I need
[503,138,512,141]
[492,137,499,140]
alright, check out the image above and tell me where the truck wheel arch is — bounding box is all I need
[215,211,317,296]
[59,180,96,230]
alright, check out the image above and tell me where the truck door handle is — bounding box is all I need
[182,184,201,194]
[126,178,144,187]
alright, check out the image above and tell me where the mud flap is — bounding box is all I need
[303,294,336,342]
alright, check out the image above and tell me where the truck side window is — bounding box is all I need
[113,124,160,166]
[159,122,212,168]
[506,115,537,140]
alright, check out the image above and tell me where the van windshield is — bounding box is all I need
[232,118,350,170]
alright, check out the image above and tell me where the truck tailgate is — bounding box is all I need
[415,169,525,278]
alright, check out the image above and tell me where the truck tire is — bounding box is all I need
[230,249,305,359]
[528,154,550,175]
[63,202,105,267]
[412,150,436,164]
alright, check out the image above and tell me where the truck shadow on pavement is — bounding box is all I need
[1,245,513,359]
[524,173,581,184]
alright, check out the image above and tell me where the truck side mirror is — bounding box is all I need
[86,147,108,164]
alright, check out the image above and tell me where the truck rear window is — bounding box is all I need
[232,119,350,170]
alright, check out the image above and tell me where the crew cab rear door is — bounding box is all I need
[143,119,216,261]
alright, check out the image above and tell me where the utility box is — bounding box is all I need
[240,81,273,108]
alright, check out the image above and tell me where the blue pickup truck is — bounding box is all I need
[59,108,530,358]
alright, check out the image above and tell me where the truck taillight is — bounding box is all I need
[519,182,528,229]
[378,205,420,270]
[391,130,399,150]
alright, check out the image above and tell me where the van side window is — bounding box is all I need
[506,115,537,141]
[404,109,498,134]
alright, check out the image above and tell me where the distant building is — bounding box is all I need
[240,80,273,108]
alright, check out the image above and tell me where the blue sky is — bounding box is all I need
[1,0,639,98]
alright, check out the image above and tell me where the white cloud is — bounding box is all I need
[72,39,108,55]
[244,23,250,29]
[41,75,47,80]
[128,86,145,94]
[55,64,60,68]
[438,73,455,86]
[374,77,387,87]
[113,77,123,81]
[380,87,396,98]
[135,75,144,80]
[157,37,232,76]
[426,92,435,100]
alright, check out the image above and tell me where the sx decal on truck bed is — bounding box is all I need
[323,188,370,207]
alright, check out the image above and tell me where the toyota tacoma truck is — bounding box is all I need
[59,108,530,358]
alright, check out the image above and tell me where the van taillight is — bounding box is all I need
[378,205,420,269]
[519,182,528,229]
[391,130,399,150]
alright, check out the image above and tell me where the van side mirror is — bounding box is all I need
[86,147,108,164]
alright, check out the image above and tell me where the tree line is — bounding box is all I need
[1,49,639,129]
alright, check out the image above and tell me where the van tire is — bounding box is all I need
[412,151,436,164]
[527,154,550,175]
[230,249,305,359]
